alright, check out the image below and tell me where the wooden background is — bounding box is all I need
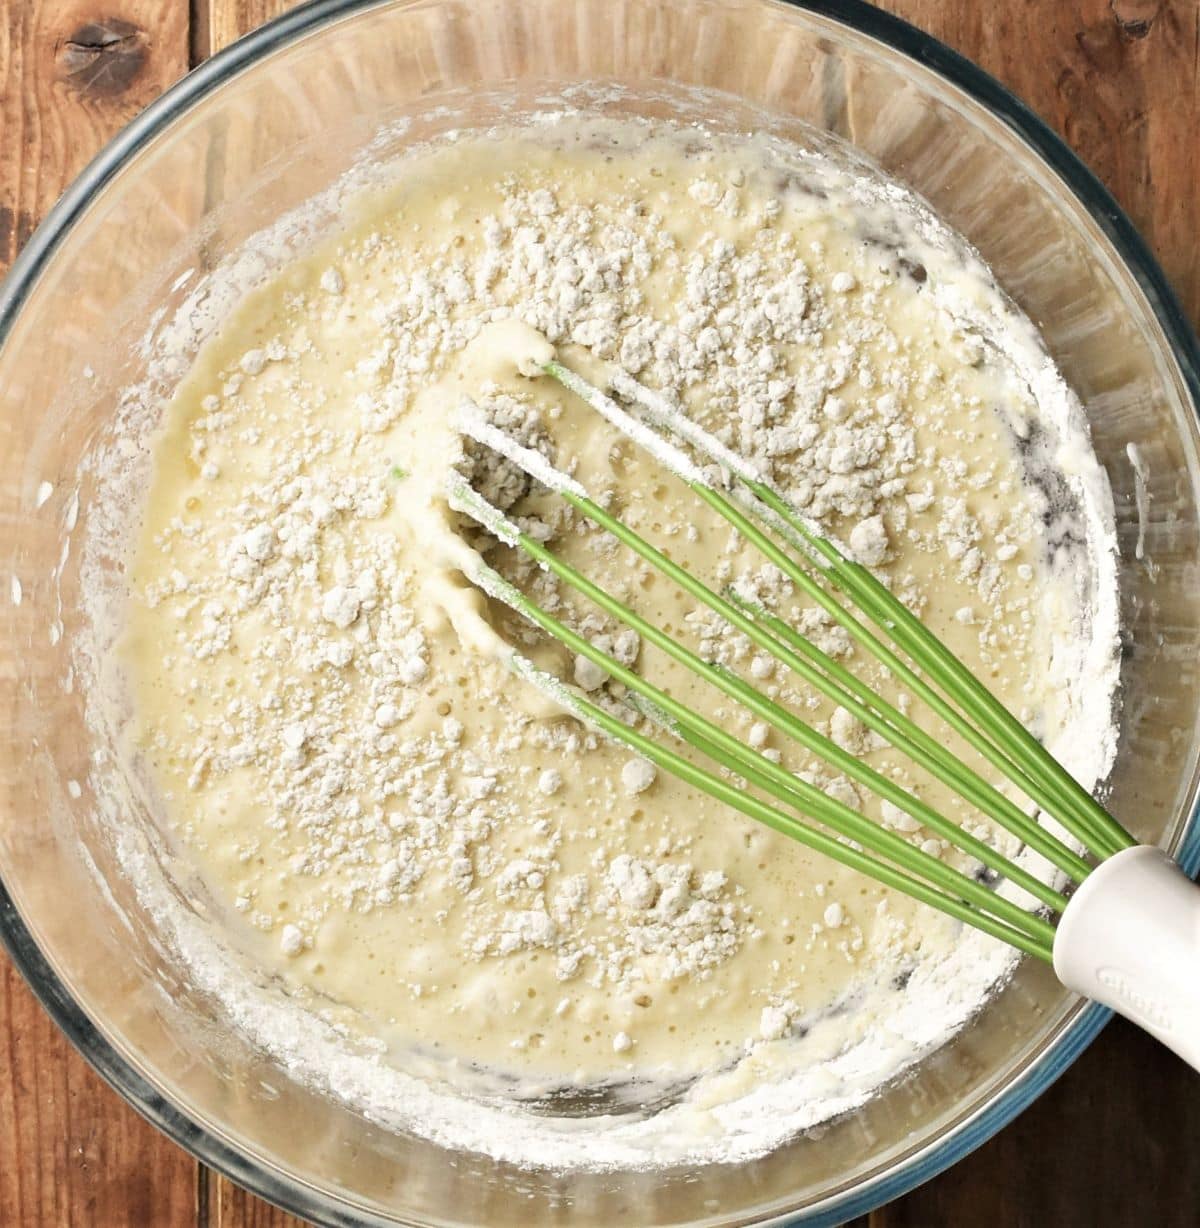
[2,1,1198,1224]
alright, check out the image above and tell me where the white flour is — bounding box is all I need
[71,107,1121,1172]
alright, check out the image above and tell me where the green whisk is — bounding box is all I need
[445,342,1200,1071]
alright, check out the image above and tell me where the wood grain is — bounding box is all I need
[1,0,1198,1225]
[889,0,1200,325]
[0,954,199,1228]
[857,7,1200,1224]
[194,0,290,62]
[0,0,190,264]
[0,6,199,1226]
[866,1019,1200,1228]
[208,1171,306,1228]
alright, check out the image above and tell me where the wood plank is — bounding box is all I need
[196,0,294,63]
[0,0,190,264]
[866,9,1200,1226]
[883,0,1200,323]
[0,957,199,1227]
[212,1174,312,1228]
[871,1020,1200,1228]
[0,6,196,1226]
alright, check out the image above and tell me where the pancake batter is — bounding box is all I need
[113,115,1118,1158]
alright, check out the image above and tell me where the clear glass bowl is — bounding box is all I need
[2,1,1200,1224]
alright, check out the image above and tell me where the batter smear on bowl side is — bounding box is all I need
[112,115,1119,1167]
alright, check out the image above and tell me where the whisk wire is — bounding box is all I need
[449,476,1063,954]
[457,524,1058,960]
[550,365,1075,828]
[561,475,1092,888]
[722,588,1067,855]
[447,353,1140,962]
[751,477,1132,856]
[459,391,1092,883]
[544,360,1134,862]
[473,473,1070,913]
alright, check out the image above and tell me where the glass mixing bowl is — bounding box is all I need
[3,1,1200,1224]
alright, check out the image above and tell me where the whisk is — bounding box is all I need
[445,346,1200,1071]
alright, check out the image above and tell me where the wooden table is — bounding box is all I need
[2,2,1198,1224]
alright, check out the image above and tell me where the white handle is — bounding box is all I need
[1054,844,1200,1070]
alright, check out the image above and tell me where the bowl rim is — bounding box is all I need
[2,1,1199,1225]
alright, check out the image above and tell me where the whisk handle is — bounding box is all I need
[1054,845,1200,1071]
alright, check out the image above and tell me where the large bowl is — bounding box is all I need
[3,1,1200,1224]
